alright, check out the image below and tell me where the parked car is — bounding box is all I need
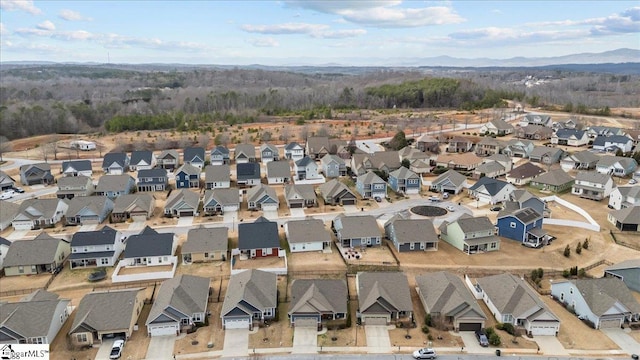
[629,179,637,185]
[374,196,382,203]
[490,206,502,211]
[413,348,437,359]
[109,339,124,359]
[476,330,489,347]
[10,186,25,193]
[0,190,15,200]
[446,205,455,211]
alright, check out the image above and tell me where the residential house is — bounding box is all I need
[587,126,625,138]
[236,162,261,187]
[183,147,206,169]
[110,193,155,223]
[65,196,114,226]
[398,146,431,163]
[221,270,277,330]
[19,163,54,186]
[320,154,347,178]
[137,168,168,192]
[497,207,546,246]
[288,279,348,328]
[69,289,144,346]
[560,150,600,171]
[438,215,500,255]
[61,160,93,177]
[502,139,535,158]
[596,156,638,177]
[430,169,467,195]
[415,271,486,332]
[56,175,94,199]
[529,146,564,164]
[237,216,282,258]
[415,134,440,153]
[266,160,292,184]
[604,259,640,292]
[552,118,579,130]
[247,184,279,211]
[146,275,210,336]
[294,156,320,181]
[0,237,9,271]
[157,149,180,170]
[164,189,200,217]
[120,226,177,267]
[285,218,331,252]
[510,190,547,218]
[317,179,357,206]
[202,188,240,215]
[0,290,70,344]
[0,170,16,191]
[388,167,420,194]
[410,159,432,175]
[479,118,515,136]
[69,226,123,269]
[95,174,135,198]
[472,161,506,180]
[516,125,553,140]
[101,152,129,175]
[593,135,634,153]
[12,198,68,230]
[550,278,640,329]
[522,114,552,127]
[475,137,505,156]
[506,162,546,186]
[571,171,614,201]
[385,218,438,252]
[434,153,483,171]
[332,214,382,248]
[129,150,155,171]
[551,129,589,147]
[356,171,387,199]
[210,145,230,165]
[182,227,228,264]
[608,186,640,210]
[306,136,337,159]
[260,143,280,164]
[0,200,19,231]
[626,129,640,146]
[3,232,70,276]
[284,142,304,162]
[234,144,257,164]
[529,169,574,193]
[473,273,560,336]
[336,143,362,160]
[447,136,474,153]
[486,154,513,172]
[468,177,515,205]
[351,151,401,176]
[284,184,317,208]
[356,272,413,325]
[204,164,231,189]
[608,206,640,232]
[175,163,201,189]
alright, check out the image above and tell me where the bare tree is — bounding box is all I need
[49,135,60,160]
[278,126,290,143]
[215,133,229,146]
[260,131,273,142]
[299,125,309,142]
[0,136,12,162]
[155,136,170,151]
[316,125,330,138]
[133,138,148,151]
[178,135,192,149]
[197,133,210,148]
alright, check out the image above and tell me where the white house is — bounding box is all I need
[608,186,640,210]
[592,135,634,153]
[551,129,590,147]
[596,157,638,177]
[571,171,614,201]
[70,140,96,151]
[468,178,515,205]
[69,226,124,269]
[294,156,320,181]
[285,219,332,252]
[284,142,305,162]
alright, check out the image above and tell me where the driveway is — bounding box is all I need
[128,221,147,232]
[79,224,98,232]
[343,205,358,213]
[364,325,391,353]
[603,328,639,356]
[534,335,569,356]
[222,329,249,357]
[6,230,28,240]
[262,209,279,220]
[177,216,194,227]
[95,339,114,360]
[292,326,318,354]
[459,331,493,354]
[144,335,176,360]
[222,211,238,230]
[289,208,306,218]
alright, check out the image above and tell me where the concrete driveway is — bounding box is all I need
[222,329,249,357]
[292,326,318,354]
[603,329,640,355]
[343,205,358,213]
[128,221,147,231]
[95,339,114,360]
[534,335,569,356]
[364,325,391,353]
[263,209,279,220]
[79,224,98,232]
[6,230,28,240]
[177,216,194,227]
[289,208,306,218]
[144,335,177,360]
[459,331,493,354]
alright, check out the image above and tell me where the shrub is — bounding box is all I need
[428,334,434,341]
[422,325,430,334]
[576,241,582,254]
[579,268,586,277]
[425,314,433,327]
[501,323,516,335]
[563,245,571,257]
[485,327,495,336]
[563,269,571,278]
[582,238,589,249]
[537,268,544,279]
[489,333,501,346]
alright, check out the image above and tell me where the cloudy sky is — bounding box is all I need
[1,0,638,65]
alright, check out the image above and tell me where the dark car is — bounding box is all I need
[490,206,502,211]
[11,186,25,193]
[374,196,382,203]
[476,330,489,347]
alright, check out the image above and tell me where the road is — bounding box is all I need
[180,353,622,360]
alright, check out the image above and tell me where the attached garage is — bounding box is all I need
[529,322,559,336]
[179,210,195,217]
[100,331,127,340]
[12,221,33,230]
[458,322,482,332]
[261,203,278,211]
[292,316,319,328]
[598,318,622,329]
[341,199,356,205]
[81,216,100,224]
[223,205,239,213]
[288,202,304,208]
[362,316,388,325]
[148,324,178,337]
[132,214,147,222]
[224,317,251,329]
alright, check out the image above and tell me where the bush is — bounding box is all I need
[500,323,516,336]
[427,334,434,341]
[425,314,433,327]
[489,333,501,346]
[422,325,430,334]
[582,238,589,249]
[536,268,544,279]
[485,327,495,336]
[563,269,571,278]
[576,241,582,254]
[563,245,571,257]
[579,268,586,277]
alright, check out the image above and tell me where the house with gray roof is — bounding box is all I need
[439,215,500,255]
[260,143,280,164]
[388,167,420,194]
[551,278,640,329]
[56,175,94,199]
[505,162,545,186]
[604,259,640,292]
[317,179,357,206]
[468,177,515,205]
[146,275,210,336]
[551,129,589,147]
[266,160,292,184]
[204,164,231,189]
[529,146,564,164]
[285,218,331,252]
[294,156,320,181]
[110,193,155,223]
[522,114,552,127]
[479,118,514,136]
[182,227,228,264]
[586,126,625,138]
[246,184,279,211]
[137,168,168,192]
[472,161,506,180]
[593,135,634,153]
[3,232,70,276]
[529,169,574,193]
[509,190,547,218]
[430,170,467,194]
[175,163,201,189]
[12,198,69,230]
[210,145,230,165]
[121,226,176,266]
[95,174,135,198]
[351,151,401,176]
[0,170,16,191]
[502,139,535,158]
[356,171,386,200]
[0,237,10,271]
[608,205,640,232]
[157,149,180,170]
[221,269,277,329]
[475,137,506,157]
[385,218,438,252]
[0,200,19,231]
[101,152,129,175]
[69,226,123,269]
[415,271,486,332]
[288,279,348,328]
[69,288,145,345]
[183,147,206,169]
[20,163,54,186]
[416,134,439,153]
[284,184,317,208]
[164,189,200,217]
[236,162,261,187]
[237,216,282,258]
[447,136,474,153]
[571,171,614,201]
[61,160,93,177]
[560,150,600,171]
[496,207,546,246]
[202,188,240,215]
[306,136,334,159]
[129,150,156,171]
[333,214,382,248]
[65,196,114,226]
[235,143,257,164]
[608,186,640,210]
[357,272,413,325]
[410,158,432,175]
[516,125,553,140]
[284,142,304,162]
[596,156,638,177]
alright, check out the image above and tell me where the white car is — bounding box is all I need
[0,190,15,200]
[109,339,124,359]
[629,179,638,185]
[446,205,455,212]
[413,348,437,359]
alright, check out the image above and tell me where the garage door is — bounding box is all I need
[13,222,32,230]
[132,214,147,222]
[82,217,100,224]
[364,316,388,325]
[223,205,239,212]
[293,317,319,328]
[262,203,278,211]
[459,322,482,332]
[342,199,356,205]
[224,318,250,329]
[179,211,194,217]
[530,324,558,336]
[148,325,178,336]
[289,202,303,208]
[599,318,622,329]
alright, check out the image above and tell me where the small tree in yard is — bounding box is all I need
[563,245,571,257]
[576,241,582,255]
[489,332,501,346]
[582,238,589,249]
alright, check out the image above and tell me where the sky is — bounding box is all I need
[0,0,639,65]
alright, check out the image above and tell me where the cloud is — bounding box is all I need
[247,37,279,47]
[241,22,329,35]
[0,23,7,35]
[0,0,41,15]
[59,9,92,21]
[491,9,503,15]
[311,29,367,39]
[37,20,56,31]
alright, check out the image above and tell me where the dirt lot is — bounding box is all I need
[287,244,346,273]
[176,260,229,278]
[339,243,398,266]
[248,303,294,349]
[232,255,286,270]
[174,302,224,354]
[117,264,174,275]
[0,273,54,295]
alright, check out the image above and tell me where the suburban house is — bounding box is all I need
[550,278,640,329]
[468,177,515,205]
[69,289,144,346]
[120,226,177,267]
[202,188,240,215]
[285,218,332,252]
[0,290,70,344]
[608,206,640,232]
[596,156,638,177]
[496,207,546,246]
[333,214,382,248]
[175,163,201,189]
[247,184,279,211]
[210,145,230,165]
[129,150,156,171]
[294,156,320,181]
[266,160,292,184]
[182,227,228,264]
[356,171,387,200]
[284,184,317,208]
[101,152,129,175]
[3,232,70,276]
[551,129,589,147]
[69,226,123,269]
[415,134,440,153]
[12,198,69,230]
[0,170,16,190]
[317,179,357,206]
[438,215,500,255]
[384,217,438,252]
[61,160,93,177]
[221,269,277,330]
[164,189,200,217]
[475,137,505,156]
[430,169,467,194]
[260,143,280,164]
[447,136,474,153]
[553,118,579,130]
[204,164,231,189]
[608,186,640,210]
[236,162,261,187]
[388,167,420,194]
[0,200,19,231]
[529,169,574,193]
[529,146,564,164]
[626,129,640,146]
[604,259,640,292]
[237,216,282,258]
[235,143,257,164]
[95,174,135,198]
[516,125,553,140]
[510,190,547,218]
[65,196,114,226]
[284,142,305,162]
[592,135,634,153]
[356,272,413,325]
[472,161,506,180]
[157,149,180,170]
[137,168,168,192]
[434,153,483,171]
[183,147,206,169]
[522,114,552,127]
[288,279,348,329]
[472,273,560,336]
[0,237,8,270]
[20,163,54,186]
[506,162,546,186]
[502,139,535,158]
[110,193,155,223]
[560,150,600,171]
[479,118,514,136]
[410,158,432,175]
[571,171,614,201]
[415,271,486,332]
[70,140,96,150]
[399,146,431,162]
[351,151,401,176]
[146,275,210,336]
[306,136,343,159]
[56,175,94,199]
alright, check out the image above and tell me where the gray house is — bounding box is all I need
[236,162,261,187]
[284,184,317,208]
[430,170,467,194]
[20,163,54,186]
[285,218,331,252]
[260,143,280,164]
[204,164,231,189]
[137,168,168,192]
[320,154,347,178]
[604,259,640,292]
[356,171,386,200]
[235,144,256,164]
[3,232,70,276]
[202,188,240,215]
[266,160,292,184]
[294,156,320,181]
[65,196,114,225]
[317,179,357,206]
[333,214,381,248]
[210,146,230,165]
[0,170,16,190]
[164,189,200,217]
[221,269,277,330]
[529,146,563,164]
[110,193,155,223]
[57,175,94,199]
[12,198,69,230]
[95,174,135,198]
[288,279,347,328]
[385,218,438,252]
[182,227,228,264]
[357,272,413,325]
[157,149,180,170]
[247,184,279,211]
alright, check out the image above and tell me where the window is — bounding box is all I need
[101,258,109,265]
[18,266,24,274]
[560,293,564,302]
[76,333,87,343]
[490,242,497,249]
[204,253,209,258]
[510,222,516,228]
